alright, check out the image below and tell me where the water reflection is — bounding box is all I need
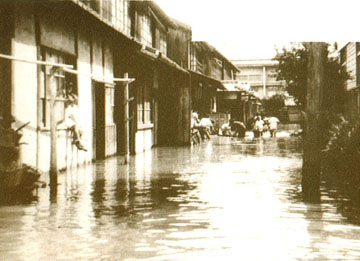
[1,134,360,260]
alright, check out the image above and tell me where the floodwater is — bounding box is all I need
[1,131,360,260]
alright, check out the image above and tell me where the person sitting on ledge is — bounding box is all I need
[58,94,87,151]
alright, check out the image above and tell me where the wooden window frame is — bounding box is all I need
[40,46,77,129]
[137,84,153,129]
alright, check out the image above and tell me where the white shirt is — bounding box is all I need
[199,118,213,128]
[64,104,79,128]
[268,117,280,130]
[254,120,264,131]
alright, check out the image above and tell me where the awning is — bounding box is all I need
[221,80,250,92]
[189,70,226,90]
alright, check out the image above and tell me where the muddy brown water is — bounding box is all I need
[1,132,360,260]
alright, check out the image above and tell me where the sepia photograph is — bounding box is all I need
[0,0,360,260]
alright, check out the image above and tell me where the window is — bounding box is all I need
[40,47,77,128]
[137,85,152,125]
[102,0,112,21]
[113,0,131,36]
[141,14,153,47]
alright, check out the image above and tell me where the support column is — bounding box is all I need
[48,67,59,188]
[123,72,130,163]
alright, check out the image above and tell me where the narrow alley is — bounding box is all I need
[1,132,360,260]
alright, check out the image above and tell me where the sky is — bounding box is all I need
[154,0,358,60]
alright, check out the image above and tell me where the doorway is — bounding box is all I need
[93,81,105,160]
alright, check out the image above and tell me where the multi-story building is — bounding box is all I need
[339,42,360,122]
[189,41,239,117]
[232,59,286,99]
[0,0,239,175]
[0,0,192,173]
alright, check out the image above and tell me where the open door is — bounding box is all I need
[93,81,106,160]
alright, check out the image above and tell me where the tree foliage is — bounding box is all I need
[262,93,285,117]
[275,43,349,113]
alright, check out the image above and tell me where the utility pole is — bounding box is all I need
[47,66,59,188]
[302,42,327,201]
[123,72,131,163]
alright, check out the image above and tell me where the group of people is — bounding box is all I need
[219,114,280,139]
[191,111,281,145]
[191,112,214,144]
[252,114,280,138]
[219,120,246,137]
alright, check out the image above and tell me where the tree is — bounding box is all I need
[262,93,285,118]
[275,42,348,113]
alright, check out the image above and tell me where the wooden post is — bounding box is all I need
[124,72,130,163]
[302,42,326,201]
[47,66,59,187]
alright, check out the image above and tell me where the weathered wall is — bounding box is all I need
[11,4,120,172]
[39,6,75,55]
[92,33,103,79]
[177,83,191,145]
[13,4,38,168]
[167,27,190,69]
[223,66,233,80]
[208,58,222,80]
[76,18,93,164]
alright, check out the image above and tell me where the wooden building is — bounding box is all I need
[217,80,261,126]
[189,41,239,118]
[0,0,193,173]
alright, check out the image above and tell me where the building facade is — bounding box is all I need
[232,59,286,99]
[0,0,239,174]
[189,41,239,117]
[0,0,192,173]
[217,80,261,127]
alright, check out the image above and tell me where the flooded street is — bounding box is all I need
[2,132,360,260]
